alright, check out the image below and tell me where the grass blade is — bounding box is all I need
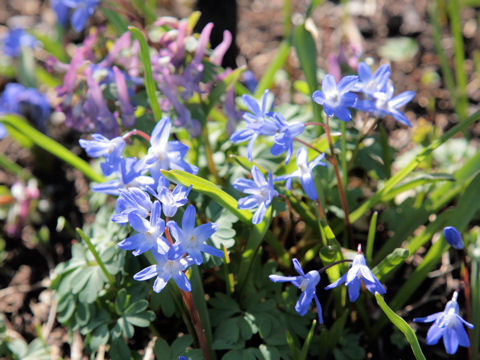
[375,293,426,360]
[161,169,252,223]
[129,26,163,121]
[0,115,104,183]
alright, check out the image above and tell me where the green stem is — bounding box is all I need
[76,228,115,285]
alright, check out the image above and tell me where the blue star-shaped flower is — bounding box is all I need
[230,90,277,162]
[269,258,323,323]
[356,83,415,127]
[443,226,464,250]
[275,146,327,200]
[312,74,358,122]
[232,165,278,224]
[117,201,169,256]
[111,188,153,224]
[270,113,305,164]
[144,116,199,180]
[413,291,473,355]
[133,244,194,293]
[325,245,385,302]
[167,205,222,265]
[352,62,391,97]
[156,184,191,218]
[79,134,125,176]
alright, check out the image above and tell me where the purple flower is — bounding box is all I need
[118,201,169,256]
[133,245,193,293]
[232,165,278,225]
[230,90,277,162]
[269,258,323,324]
[167,205,222,265]
[113,66,136,128]
[443,226,464,250]
[2,28,38,58]
[63,0,99,32]
[325,245,386,302]
[414,291,473,355]
[312,74,358,122]
[275,147,327,200]
[270,113,305,164]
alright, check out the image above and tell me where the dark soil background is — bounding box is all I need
[0,0,479,359]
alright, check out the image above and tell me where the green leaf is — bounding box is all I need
[293,23,318,119]
[162,169,252,223]
[129,26,162,121]
[372,248,409,281]
[109,338,132,360]
[379,37,419,62]
[31,30,68,62]
[154,338,172,360]
[374,293,426,360]
[101,6,129,34]
[126,311,155,327]
[205,66,245,118]
[350,109,480,224]
[299,320,316,360]
[171,335,193,356]
[254,40,291,98]
[0,115,104,183]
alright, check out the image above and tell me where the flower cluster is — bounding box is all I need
[52,15,233,137]
[0,83,51,138]
[80,117,223,292]
[270,245,385,322]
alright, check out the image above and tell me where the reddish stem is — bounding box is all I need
[122,129,151,142]
[325,116,354,247]
[305,121,326,128]
[316,198,326,221]
[293,137,323,155]
[164,222,210,359]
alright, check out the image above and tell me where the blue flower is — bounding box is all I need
[133,245,193,293]
[167,205,222,265]
[413,291,473,355]
[270,113,305,164]
[92,157,154,196]
[63,0,99,32]
[0,125,6,139]
[325,245,385,302]
[79,134,125,176]
[356,83,415,127]
[232,165,278,224]
[275,147,327,200]
[118,201,170,256]
[144,117,199,180]
[0,83,51,133]
[443,226,464,250]
[111,188,153,224]
[269,258,323,324]
[352,62,391,97]
[2,28,38,58]
[312,74,358,122]
[230,90,278,162]
[156,184,191,218]
[50,0,70,27]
